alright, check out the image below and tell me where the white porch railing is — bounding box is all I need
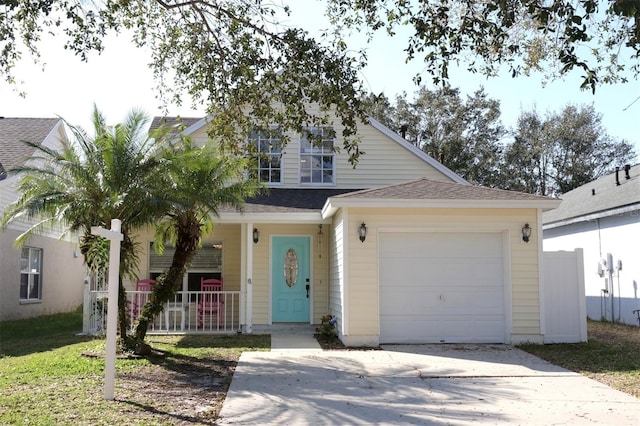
[87,289,241,335]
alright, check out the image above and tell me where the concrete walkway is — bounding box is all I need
[269,325,321,351]
[219,331,640,425]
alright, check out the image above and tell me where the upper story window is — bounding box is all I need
[248,128,283,184]
[300,127,335,185]
[20,247,42,301]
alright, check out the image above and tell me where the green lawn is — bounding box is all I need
[519,320,640,398]
[0,309,269,425]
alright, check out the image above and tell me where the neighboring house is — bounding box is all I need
[125,115,560,346]
[0,118,85,321]
[543,164,640,326]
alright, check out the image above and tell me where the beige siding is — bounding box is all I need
[190,132,211,147]
[251,226,270,324]
[0,230,85,320]
[212,225,242,292]
[332,121,453,187]
[183,113,454,189]
[342,207,541,343]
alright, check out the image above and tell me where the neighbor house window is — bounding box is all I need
[300,127,335,184]
[248,128,282,184]
[20,247,42,300]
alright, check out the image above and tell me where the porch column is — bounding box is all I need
[245,223,254,333]
[240,224,247,331]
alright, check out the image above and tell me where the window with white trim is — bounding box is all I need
[248,128,283,184]
[20,247,42,300]
[300,127,335,184]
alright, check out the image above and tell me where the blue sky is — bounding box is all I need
[2,1,639,153]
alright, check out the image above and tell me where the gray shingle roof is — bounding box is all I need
[150,117,202,133]
[333,178,556,202]
[219,188,361,213]
[0,117,60,170]
[543,164,640,225]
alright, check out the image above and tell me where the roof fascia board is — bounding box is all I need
[543,202,640,230]
[181,117,211,137]
[321,199,338,219]
[366,116,469,185]
[323,197,561,218]
[215,212,328,224]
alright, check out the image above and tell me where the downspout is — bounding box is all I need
[537,208,546,339]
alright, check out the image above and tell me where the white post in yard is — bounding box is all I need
[91,219,123,401]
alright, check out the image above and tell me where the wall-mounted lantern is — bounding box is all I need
[358,222,367,243]
[522,223,531,243]
[253,228,260,244]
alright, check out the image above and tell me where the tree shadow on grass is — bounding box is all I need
[0,310,94,357]
[117,398,218,426]
[117,340,244,424]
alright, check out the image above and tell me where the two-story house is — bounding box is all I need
[120,114,560,346]
[0,118,85,321]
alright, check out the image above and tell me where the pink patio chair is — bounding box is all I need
[197,278,223,327]
[128,278,156,321]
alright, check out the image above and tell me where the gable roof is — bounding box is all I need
[0,117,61,171]
[366,116,467,184]
[149,116,203,136]
[323,178,560,218]
[543,164,640,228]
[150,115,467,184]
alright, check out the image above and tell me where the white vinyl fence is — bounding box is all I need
[543,249,587,343]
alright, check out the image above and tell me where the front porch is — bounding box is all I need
[81,220,331,336]
[85,288,244,335]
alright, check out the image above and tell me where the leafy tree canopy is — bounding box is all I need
[1,1,368,164]
[362,87,505,187]
[502,104,637,196]
[363,89,636,194]
[327,0,640,92]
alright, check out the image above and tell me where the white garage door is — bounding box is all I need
[379,232,505,344]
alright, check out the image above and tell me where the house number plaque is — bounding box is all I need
[284,248,298,287]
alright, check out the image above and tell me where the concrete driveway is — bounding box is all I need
[218,343,640,425]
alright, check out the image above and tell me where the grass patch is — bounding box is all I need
[519,320,640,397]
[0,310,269,425]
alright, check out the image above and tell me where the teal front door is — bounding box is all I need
[272,236,310,322]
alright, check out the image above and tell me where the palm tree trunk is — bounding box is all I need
[117,279,128,340]
[130,218,201,348]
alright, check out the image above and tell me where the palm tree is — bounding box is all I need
[131,139,262,346]
[4,106,262,351]
[2,106,170,339]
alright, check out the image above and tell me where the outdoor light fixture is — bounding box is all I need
[522,223,531,243]
[358,222,367,243]
[253,228,260,244]
[317,224,324,247]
